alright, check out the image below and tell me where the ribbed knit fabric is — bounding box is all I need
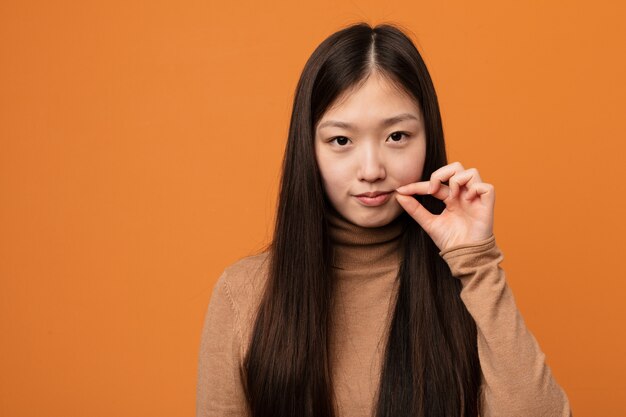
[196,209,573,417]
[326,208,404,415]
[327,205,404,271]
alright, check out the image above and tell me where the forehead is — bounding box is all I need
[318,73,422,125]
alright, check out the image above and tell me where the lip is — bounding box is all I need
[354,191,393,207]
[355,191,392,198]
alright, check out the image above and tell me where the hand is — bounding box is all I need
[394,162,495,252]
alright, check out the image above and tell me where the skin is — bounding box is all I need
[314,70,495,252]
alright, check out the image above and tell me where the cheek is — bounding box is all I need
[322,166,349,196]
[393,159,424,183]
[317,155,348,196]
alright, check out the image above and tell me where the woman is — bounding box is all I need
[196,22,572,417]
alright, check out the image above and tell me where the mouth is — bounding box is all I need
[355,191,393,198]
[354,191,393,207]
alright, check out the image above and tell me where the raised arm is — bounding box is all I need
[439,235,573,417]
[196,271,250,417]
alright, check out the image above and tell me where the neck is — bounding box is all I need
[326,206,406,271]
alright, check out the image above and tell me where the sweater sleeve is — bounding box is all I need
[439,235,573,417]
[196,270,250,417]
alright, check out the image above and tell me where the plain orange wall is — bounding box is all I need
[1,0,625,416]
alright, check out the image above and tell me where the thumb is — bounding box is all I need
[395,194,434,230]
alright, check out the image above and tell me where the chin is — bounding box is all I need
[360,219,389,228]
[351,209,399,228]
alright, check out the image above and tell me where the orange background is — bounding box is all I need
[1,1,625,416]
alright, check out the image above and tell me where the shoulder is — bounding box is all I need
[216,251,271,333]
[220,251,271,296]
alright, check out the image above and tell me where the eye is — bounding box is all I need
[329,136,351,146]
[387,131,411,143]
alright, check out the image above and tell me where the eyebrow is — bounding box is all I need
[317,113,420,131]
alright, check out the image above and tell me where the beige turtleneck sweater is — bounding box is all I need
[196,209,573,417]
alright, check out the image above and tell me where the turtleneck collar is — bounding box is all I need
[326,206,406,271]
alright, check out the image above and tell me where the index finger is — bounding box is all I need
[396,181,450,200]
[396,181,428,194]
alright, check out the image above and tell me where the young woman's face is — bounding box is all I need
[314,72,427,228]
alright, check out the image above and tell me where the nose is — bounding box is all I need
[357,144,386,182]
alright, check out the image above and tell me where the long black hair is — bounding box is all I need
[243,21,482,417]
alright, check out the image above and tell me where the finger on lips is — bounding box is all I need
[395,182,429,194]
[395,165,491,207]
[398,183,487,204]
[396,181,450,200]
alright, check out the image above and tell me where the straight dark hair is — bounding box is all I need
[242,22,483,417]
